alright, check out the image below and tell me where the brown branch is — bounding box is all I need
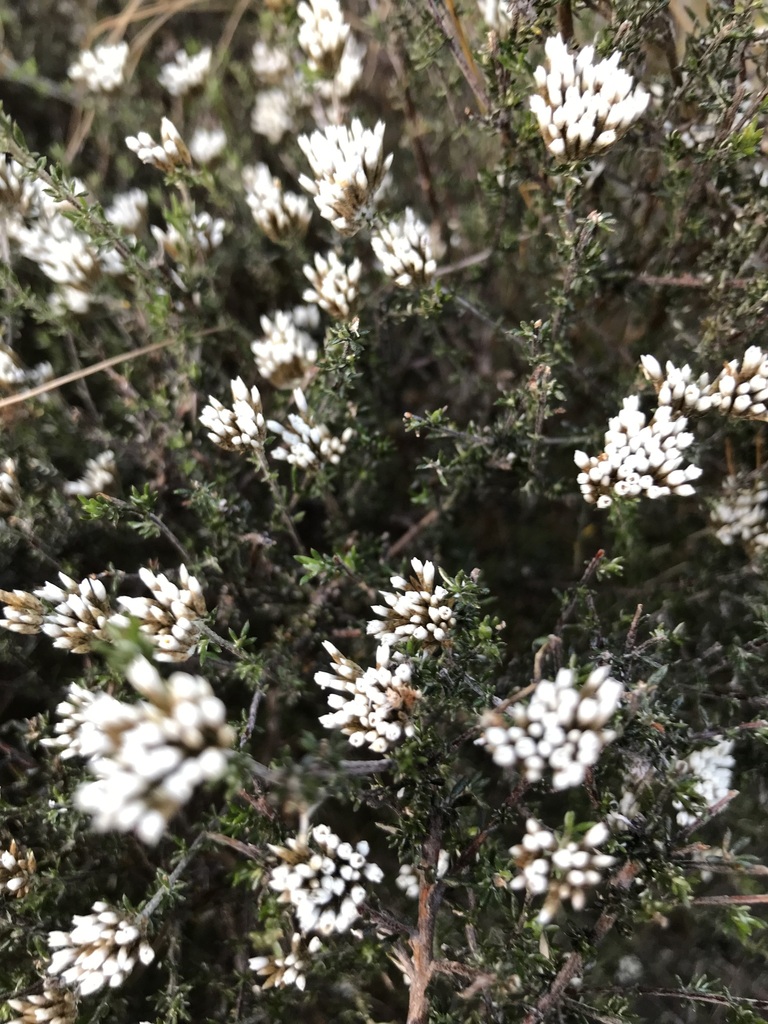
[599,985,768,1011]
[405,809,446,1024]
[692,893,768,906]
[423,0,489,114]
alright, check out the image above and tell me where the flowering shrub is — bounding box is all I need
[2,1,768,1023]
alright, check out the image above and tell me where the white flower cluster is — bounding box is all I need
[242,163,312,245]
[41,683,99,759]
[372,208,437,288]
[110,564,207,663]
[315,641,421,752]
[252,308,319,389]
[152,210,225,263]
[104,188,148,235]
[367,557,455,653]
[7,983,77,1024]
[68,42,129,93]
[63,450,117,497]
[0,839,37,898]
[0,456,19,514]
[126,118,191,173]
[642,347,768,423]
[710,474,768,553]
[200,377,267,453]
[267,388,354,468]
[267,824,383,936]
[251,40,292,83]
[530,35,649,160]
[303,250,361,319]
[575,396,701,507]
[61,656,234,844]
[509,819,615,923]
[11,180,123,314]
[0,347,52,392]
[158,46,212,96]
[0,573,112,653]
[249,933,322,992]
[298,0,349,75]
[251,87,296,145]
[298,120,392,236]
[478,666,623,789]
[188,125,227,165]
[674,739,736,827]
[47,901,154,997]
[395,862,420,899]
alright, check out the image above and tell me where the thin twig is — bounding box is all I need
[423,0,489,114]
[139,830,207,919]
[105,495,191,563]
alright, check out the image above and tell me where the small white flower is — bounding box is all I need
[0,838,36,898]
[104,189,148,235]
[242,164,312,244]
[267,388,353,469]
[372,208,437,288]
[249,933,322,991]
[70,656,235,844]
[674,739,736,827]
[367,557,455,653]
[0,573,114,653]
[152,210,225,263]
[0,457,19,514]
[110,564,207,663]
[251,88,295,144]
[529,34,649,159]
[251,308,319,388]
[298,120,392,236]
[68,42,129,93]
[47,901,154,996]
[710,473,768,554]
[63,450,117,497]
[158,46,212,96]
[200,377,267,453]
[267,824,382,936]
[302,250,361,319]
[478,665,623,789]
[251,40,292,84]
[509,818,615,922]
[189,125,227,165]
[126,118,191,172]
[315,641,421,752]
[298,0,350,75]
[7,982,78,1024]
[574,396,702,507]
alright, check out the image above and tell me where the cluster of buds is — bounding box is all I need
[298,120,392,236]
[267,824,383,936]
[63,450,117,498]
[152,211,225,262]
[104,188,148,236]
[158,46,212,96]
[302,251,361,319]
[251,308,319,389]
[372,208,437,288]
[7,982,77,1024]
[267,388,353,468]
[529,34,649,159]
[55,657,234,844]
[249,933,322,992]
[68,42,129,93]
[478,666,623,790]
[189,125,227,165]
[366,557,455,653]
[41,683,99,759]
[674,739,736,827]
[297,0,350,75]
[0,573,112,654]
[575,397,701,507]
[243,163,312,245]
[126,118,191,173]
[200,377,267,454]
[642,347,768,423]
[0,839,37,898]
[710,474,768,553]
[315,641,421,752]
[0,456,19,514]
[47,901,154,997]
[509,819,615,922]
[110,564,207,662]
